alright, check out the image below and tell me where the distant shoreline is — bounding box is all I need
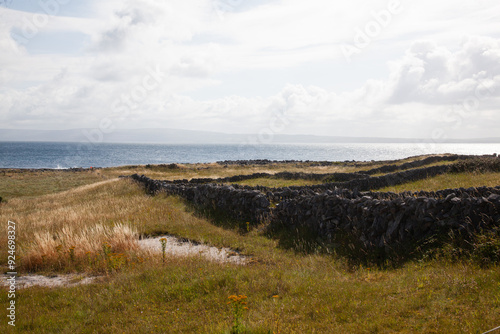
[1,152,499,172]
[1,142,499,169]
[1,127,500,144]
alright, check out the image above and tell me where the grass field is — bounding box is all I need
[0,169,102,200]
[378,172,500,193]
[0,159,499,333]
[230,177,323,188]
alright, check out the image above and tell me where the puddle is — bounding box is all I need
[1,274,100,289]
[0,236,246,289]
[138,235,248,265]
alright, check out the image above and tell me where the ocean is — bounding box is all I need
[1,141,499,169]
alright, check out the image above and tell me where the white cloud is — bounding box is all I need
[388,37,500,105]
[1,0,500,140]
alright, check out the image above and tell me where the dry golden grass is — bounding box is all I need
[0,154,455,198]
[0,176,260,274]
[0,179,143,272]
[2,162,497,275]
[0,167,499,333]
[94,154,461,182]
[100,162,359,181]
[25,223,138,272]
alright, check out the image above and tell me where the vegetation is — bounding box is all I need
[378,172,500,193]
[0,169,102,200]
[230,177,322,188]
[0,156,499,333]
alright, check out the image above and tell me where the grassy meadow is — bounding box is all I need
[0,158,499,333]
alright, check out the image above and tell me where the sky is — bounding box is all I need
[0,0,500,140]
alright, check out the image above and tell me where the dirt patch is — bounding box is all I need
[1,274,101,289]
[138,235,248,265]
[0,236,246,289]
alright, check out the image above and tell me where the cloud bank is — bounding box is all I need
[1,0,499,140]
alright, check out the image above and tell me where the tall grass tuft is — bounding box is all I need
[23,223,138,272]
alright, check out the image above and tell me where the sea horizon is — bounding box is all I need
[1,141,499,169]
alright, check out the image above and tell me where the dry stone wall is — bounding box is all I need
[164,171,369,185]
[271,188,500,252]
[131,174,270,223]
[130,155,500,253]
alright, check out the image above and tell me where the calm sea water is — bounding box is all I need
[0,141,499,169]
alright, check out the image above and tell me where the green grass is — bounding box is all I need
[1,158,500,333]
[0,169,103,200]
[5,256,500,333]
[230,177,322,188]
[367,160,460,178]
[378,172,500,193]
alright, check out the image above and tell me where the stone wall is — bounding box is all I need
[131,174,270,223]
[130,155,500,254]
[165,171,369,185]
[217,159,317,166]
[360,154,472,175]
[216,154,491,168]
[271,187,500,252]
[169,155,498,193]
